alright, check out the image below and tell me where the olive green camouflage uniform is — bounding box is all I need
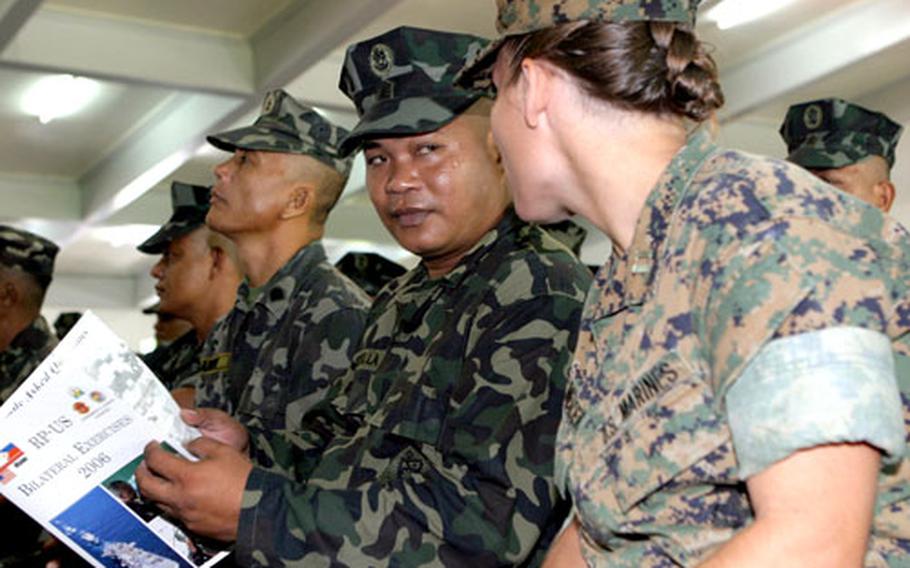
[140,329,200,390]
[228,27,593,566]
[195,242,370,476]
[137,182,212,390]
[558,130,910,566]
[236,210,592,567]
[0,316,57,403]
[780,98,903,169]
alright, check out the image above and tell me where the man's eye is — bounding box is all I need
[416,144,440,155]
[365,154,386,166]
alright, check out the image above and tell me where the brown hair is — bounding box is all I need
[499,20,724,122]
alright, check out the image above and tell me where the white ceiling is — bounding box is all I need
[1,0,909,313]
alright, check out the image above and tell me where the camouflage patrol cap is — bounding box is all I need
[780,98,903,169]
[335,251,407,297]
[456,0,700,88]
[0,225,58,283]
[137,182,211,254]
[207,89,353,176]
[338,26,491,156]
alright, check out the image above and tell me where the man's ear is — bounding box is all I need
[208,246,224,279]
[0,280,18,308]
[281,185,312,220]
[873,180,896,213]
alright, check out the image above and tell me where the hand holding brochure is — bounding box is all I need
[0,311,228,567]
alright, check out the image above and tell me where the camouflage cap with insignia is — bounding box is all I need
[335,251,407,297]
[456,0,700,88]
[780,98,904,169]
[0,225,58,283]
[207,89,353,176]
[138,181,211,254]
[338,26,491,156]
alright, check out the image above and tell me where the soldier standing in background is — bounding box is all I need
[137,27,591,567]
[138,181,242,407]
[780,98,903,212]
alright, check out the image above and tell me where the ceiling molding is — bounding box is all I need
[719,0,910,121]
[251,0,406,91]
[0,6,255,95]
[0,0,42,52]
[79,92,245,226]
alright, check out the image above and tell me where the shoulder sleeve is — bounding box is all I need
[698,216,906,398]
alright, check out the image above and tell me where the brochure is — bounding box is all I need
[0,311,227,567]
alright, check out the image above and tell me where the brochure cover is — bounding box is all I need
[0,311,227,567]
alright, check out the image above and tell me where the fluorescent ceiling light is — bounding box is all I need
[21,74,101,124]
[94,224,160,248]
[705,0,797,30]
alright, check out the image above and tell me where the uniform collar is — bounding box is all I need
[236,241,328,314]
[407,207,522,290]
[617,129,717,307]
[7,315,54,353]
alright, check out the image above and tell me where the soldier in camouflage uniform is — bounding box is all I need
[138,181,242,403]
[459,0,910,565]
[137,27,591,566]
[780,98,903,212]
[0,225,58,565]
[139,90,370,482]
[0,225,59,401]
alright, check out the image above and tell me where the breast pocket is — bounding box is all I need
[604,355,730,512]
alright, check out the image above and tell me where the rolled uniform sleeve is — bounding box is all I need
[701,216,908,479]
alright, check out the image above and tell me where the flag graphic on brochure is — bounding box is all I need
[0,311,228,567]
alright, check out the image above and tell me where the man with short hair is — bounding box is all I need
[780,98,903,212]
[138,28,591,567]
[190,89,370,474]
[138,182,242,404]
[0,225,59,566]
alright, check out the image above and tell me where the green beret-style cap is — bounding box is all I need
[338,26,491,156]
[0,225,58,280]
[780,98,903,169]
[138,181,211,254]
[208,89,354,177]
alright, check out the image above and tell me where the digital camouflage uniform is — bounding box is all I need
[195,90,368,477]
[780,97,903,170]
[137,182,213,390]
[459,2,910,566]
[556,130,910,566]
[238,210,591,567]
[0,225,59,565]
[231,27,593,567]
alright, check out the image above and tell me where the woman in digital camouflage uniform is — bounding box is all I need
[458,0,910,566]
